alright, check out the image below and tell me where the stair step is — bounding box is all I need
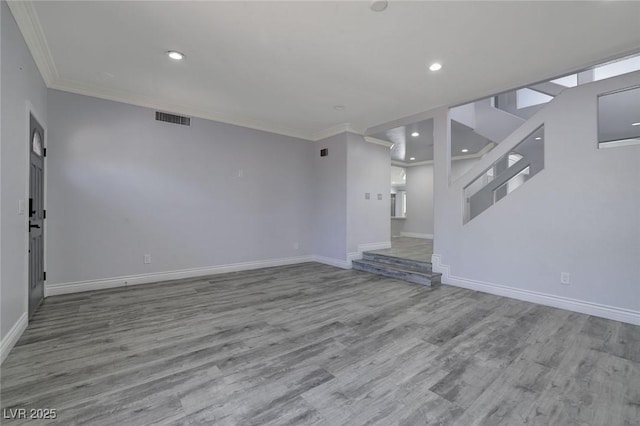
[362,251,433,271]
[352,259,441,287]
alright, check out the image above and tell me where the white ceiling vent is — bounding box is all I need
[155,111,191,126]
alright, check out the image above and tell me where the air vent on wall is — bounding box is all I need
[155,111,191,126]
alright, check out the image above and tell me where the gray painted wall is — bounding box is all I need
[312,133,347,260]
[346,133,390,254]
[1,0,48,342]
[403,164,434,236]
[46,90,315,285]
[434,70,640,316]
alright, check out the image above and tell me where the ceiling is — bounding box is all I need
[10,1,640,140]
[372,119,492,163]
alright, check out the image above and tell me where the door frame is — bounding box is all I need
[24,101,47,319]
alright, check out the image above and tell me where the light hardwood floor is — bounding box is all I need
[1,262,638,425]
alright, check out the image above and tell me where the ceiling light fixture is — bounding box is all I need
[411,132,420,137]
[535,137,542,140]
[461,149,469,153]
[429,62,442,72]
[370,0,388,12]
[333,105,345,110]
[409,157,416,161]
[632,122,640,126]
[167,51,185,60]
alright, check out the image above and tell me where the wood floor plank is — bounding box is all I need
[1,261,638,425]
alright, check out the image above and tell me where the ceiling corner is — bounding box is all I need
[364,136,394,148]
[311,123,364,142]
[8,0,59,86]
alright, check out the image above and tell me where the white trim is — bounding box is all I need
[431,255,640,326]
[1,313,28,365]
[45,256,314,296]
[391,144,495,168]
[598,138,640,149]
[358,242,391,252]
[312,255,352,269]
[7,1,58,85]
[364,136,394,148]
[400,232,433,239]
[393,159,433,167]
[311,123,362,142]
[347,252,362,262]
[7,0,375,143]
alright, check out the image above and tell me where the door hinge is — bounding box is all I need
[43,209,46,219]
[43,271,47,281]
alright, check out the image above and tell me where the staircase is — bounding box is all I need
[352,251,441,287]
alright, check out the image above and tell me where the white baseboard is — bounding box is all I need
[431,254,640,326]
[400,232,434,239]
[357,242,391,252]
[45,255,315,297]
[313,255,352,269]
[1,313,28,364]
[348,252,361,262]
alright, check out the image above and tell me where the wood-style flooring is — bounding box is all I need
[368,237,433,263]
[1,262,639,425]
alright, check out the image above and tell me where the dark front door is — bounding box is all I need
[28,113,45,317]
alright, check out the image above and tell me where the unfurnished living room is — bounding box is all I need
[1,1,640,425]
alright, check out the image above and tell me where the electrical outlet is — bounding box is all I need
[560,272,570,285]
[144,254,151,264]
[365,192,370,200]
[377,193,382,200]
[238,169,244,178]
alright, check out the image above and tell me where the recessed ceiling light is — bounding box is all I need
[333,105,345,110]
[370,0,388,12]
[632,122,640,126]
[429,62,442,72]
[409,157,416,161]
[535,137,542,140]
[167,51,185,60]
[461,149,469,153]
[411,132,420,137]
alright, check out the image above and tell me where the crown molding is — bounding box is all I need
[391,143,496,168]
[7,0,58,86]
[50,78,316,140]
[311,123,364,142]
[7,1,367,143]
[364,136,394,148]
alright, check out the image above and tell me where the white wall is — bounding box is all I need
[46,90,315,286]
[312,133,348,262]
[403,164,434,237]
[433,70,640,324]
[1,0,48,353]
[346,133,390,254]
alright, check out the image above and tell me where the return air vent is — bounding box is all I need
[155,111,191,126]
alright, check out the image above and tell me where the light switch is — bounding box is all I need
[377,193,382,200]
[365,193,370,200]
[18,199,25,215]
